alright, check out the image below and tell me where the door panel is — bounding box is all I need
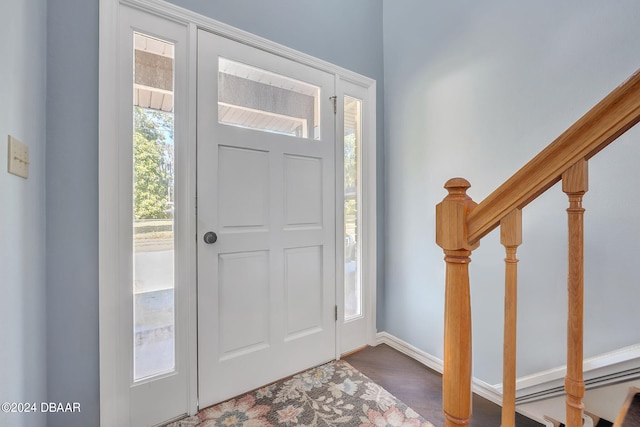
[284,155,324,226]
[218,146,270,229]
[218,251,270,359]
[197,29,336,408]
[284,245,323,337]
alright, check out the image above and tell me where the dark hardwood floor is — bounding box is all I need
[344,344,543,427]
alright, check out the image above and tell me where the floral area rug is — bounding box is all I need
[168,360,434,427]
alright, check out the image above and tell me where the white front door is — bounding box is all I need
[197,30,337,407]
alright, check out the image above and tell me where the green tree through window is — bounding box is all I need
[134,107,174,220]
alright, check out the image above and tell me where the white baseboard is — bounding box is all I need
[375,332,640,408]
[375,332,444,373]
[513,343,640,403]
[375,332,503,405]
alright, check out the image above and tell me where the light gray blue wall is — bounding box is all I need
[383,0,640,384]
[0,1,48,427]
[44,1,383,426]
[46,0,101,425]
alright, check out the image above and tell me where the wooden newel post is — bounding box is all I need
[436,178,480,427]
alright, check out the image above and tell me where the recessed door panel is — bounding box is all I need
[218,251,270,359]
[284,246,323,338]
[219,146,269,230]
[284,155,323,228]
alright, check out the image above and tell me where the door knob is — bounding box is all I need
[203,231,218,244]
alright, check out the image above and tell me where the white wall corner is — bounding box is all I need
[376,332,443,373]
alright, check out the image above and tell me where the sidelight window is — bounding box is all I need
[344,96,362,320]
[132,33,176,380]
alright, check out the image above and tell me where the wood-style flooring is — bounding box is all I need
[344,344,543,427]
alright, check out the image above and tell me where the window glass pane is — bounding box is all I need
[133,33,176,380]
[344,96,362,320]
[218,57,320,140]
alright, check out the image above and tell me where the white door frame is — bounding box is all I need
[99,0,376,424]
[335,77,378,356]
[99,1,198,425]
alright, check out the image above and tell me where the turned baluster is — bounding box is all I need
[562,160,588,427]
[436,178,479,427]
[500,209,522,427]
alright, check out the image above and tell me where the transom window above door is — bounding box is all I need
[218,58,321,140]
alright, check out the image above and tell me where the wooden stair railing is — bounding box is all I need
[436,69,640,427]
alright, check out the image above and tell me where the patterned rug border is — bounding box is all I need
[168,360,434,427]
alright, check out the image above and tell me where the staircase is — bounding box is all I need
[518,381,640,426]
[435,69,640,427]
[530,384,640,426]
[615,387,640,426]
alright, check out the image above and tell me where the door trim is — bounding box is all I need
[335,78,378,357]
[99,1,197,425]
[99,0,377,424]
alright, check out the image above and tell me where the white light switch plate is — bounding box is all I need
[8,135,29,179]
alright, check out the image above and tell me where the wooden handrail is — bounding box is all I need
[437,69,640,427]
[466,69,640,245]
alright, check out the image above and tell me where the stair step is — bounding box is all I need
[614,387,640,427]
